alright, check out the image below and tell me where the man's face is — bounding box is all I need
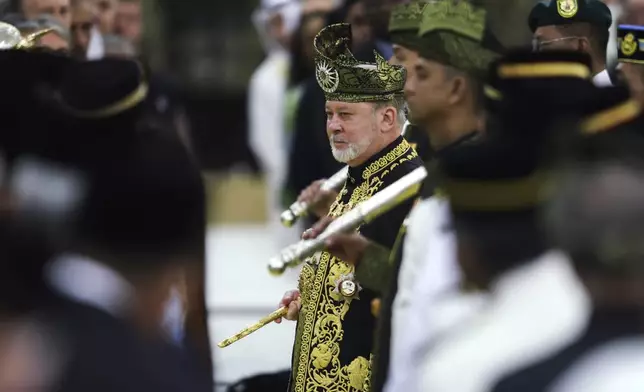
[389,43,419,120]
[405,57,453,124]
[115,1,141,45]
[22,0,71,28]
[325,101,379,165]
[38,31,69,51]
[71,2,95,56]
[620,63,644,104]
[533,25,583,52]
[346,1,372,49]
[92,0,118,34]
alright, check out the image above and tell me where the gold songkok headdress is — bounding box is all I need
[314,23,406,102]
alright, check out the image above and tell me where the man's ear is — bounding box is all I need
[579,37,591,54]
[447,74,467,106]
[380,106,397,132]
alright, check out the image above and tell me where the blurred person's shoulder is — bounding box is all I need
[47,297,212,392]
[550,337,644,392]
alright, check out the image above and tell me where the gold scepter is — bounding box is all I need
[217,306,289,348]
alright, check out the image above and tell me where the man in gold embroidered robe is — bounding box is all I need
[276,23,423,392]
[284,2,505,391]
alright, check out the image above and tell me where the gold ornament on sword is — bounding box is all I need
[217,307,289,348]
[0,22,55,49]
[280,121,413,227]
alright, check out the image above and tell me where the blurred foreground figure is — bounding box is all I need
[493,88,644,392]
[419,50,597,392]
[0,40,212,390]
[0,28,79,392]
[377,2,501,391]
[39,59,213,392]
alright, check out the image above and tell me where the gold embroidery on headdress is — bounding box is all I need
[313,23,406,102]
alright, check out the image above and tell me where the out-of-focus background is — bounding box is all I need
[0,0,622,389]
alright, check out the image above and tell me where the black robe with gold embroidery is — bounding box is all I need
[289,136,423,392]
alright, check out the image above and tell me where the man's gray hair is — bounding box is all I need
[372,95,408,127]
[545,160,644,270]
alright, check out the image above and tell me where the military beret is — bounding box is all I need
[576,86,642,134]
[20,57,150,176]
[54,57,147,118]
[485,49,594,131]
[528,0,612,32]
[617,24,644,65]
[553,85,644,168]
[438,132,546,216]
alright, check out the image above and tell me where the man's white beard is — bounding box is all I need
[330,135,372,163]
[331,143,361,163]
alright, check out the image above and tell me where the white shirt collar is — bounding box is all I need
[593,69,613,87]
[46,254,134,317]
